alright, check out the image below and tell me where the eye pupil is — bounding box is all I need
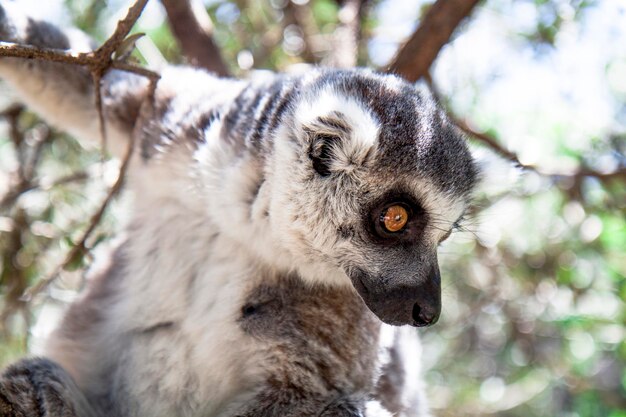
[381,205,409,232]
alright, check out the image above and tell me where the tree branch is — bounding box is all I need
[387,0,481,82]
[424,73,626,189]
[0,0,160,300]
[0,0,160,152]
[0,42,91,65]
[23,132,135,301]
[94,0,151,67]
[160,0,230,76]
[0,171,89,212]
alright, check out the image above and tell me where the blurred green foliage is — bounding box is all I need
[1,0,624,416]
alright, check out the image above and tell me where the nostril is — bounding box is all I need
[412,303,425,325]
[412,303,436,327]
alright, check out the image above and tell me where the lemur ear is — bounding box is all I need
[304,112,350,177]
[309,133,341,177]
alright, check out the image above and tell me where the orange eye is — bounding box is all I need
[380,205,409,232]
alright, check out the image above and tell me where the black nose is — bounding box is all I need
[412,302,439,327]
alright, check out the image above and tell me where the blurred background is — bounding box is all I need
[0,0,624,416]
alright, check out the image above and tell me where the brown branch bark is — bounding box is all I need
[0,0,160,151]
[387,0,481,82]
[0,0,160,300]
[0,42,91,65]
[456,116,626,184]
[95,0,150,65]
[160,0,229,76]
[0,2,158,78]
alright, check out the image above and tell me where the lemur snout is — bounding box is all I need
[348,264,442,326]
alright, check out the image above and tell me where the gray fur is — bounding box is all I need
[0,358,96,417]
[233,274,379,417]
[0,3,477,417]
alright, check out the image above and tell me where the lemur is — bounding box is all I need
[0,2,477,417]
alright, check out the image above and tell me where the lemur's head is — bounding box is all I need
[269,69,477,327]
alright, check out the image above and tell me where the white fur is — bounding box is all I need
[412,179,466,245]
[295,86,380,169]
[47,150,270,416]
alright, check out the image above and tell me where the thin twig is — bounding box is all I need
[0,1,158,156]
[455,118,525,168]
[0,42,91,65]
[90,0,150,153]
[425,73,626,187]
[93,72,108,154]
[23,135,135,300]
[110,60,161,80]
[94,0,150,66]
[0,30,159,82]
[0,172,89,212]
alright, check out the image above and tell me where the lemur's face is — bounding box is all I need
[271,70,477,327]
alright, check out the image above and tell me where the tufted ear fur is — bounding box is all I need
[309,133,339,177]
[304,111,375,178]
[305,112,351,177]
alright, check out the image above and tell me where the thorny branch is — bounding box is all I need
[0,0,160,302]
[0,0,159,148]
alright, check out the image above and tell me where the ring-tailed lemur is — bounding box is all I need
[0,3,477,417]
